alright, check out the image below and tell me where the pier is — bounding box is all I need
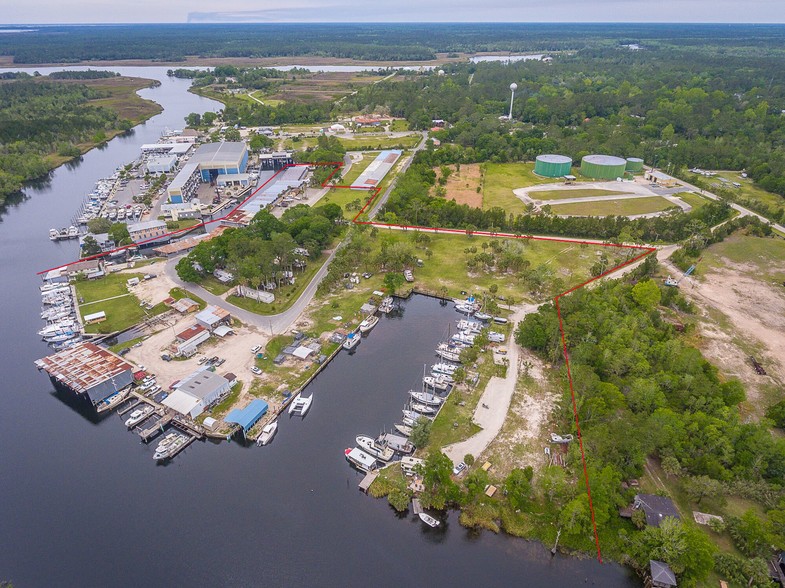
[358,471,379,493]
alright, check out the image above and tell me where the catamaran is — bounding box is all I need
[288,394,313,417]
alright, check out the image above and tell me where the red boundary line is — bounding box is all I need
[39,156,657,561]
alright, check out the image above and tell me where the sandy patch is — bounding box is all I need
[436,164,483,208]
[115,260,178,306]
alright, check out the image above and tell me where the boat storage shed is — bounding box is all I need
[163,370,231,418]
[225,399,269,433]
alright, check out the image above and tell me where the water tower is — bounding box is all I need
[508,83,518,120]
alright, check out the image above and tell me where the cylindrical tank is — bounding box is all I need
[534,154,572,177]
[625,157,644,173]
[580,154,627,180]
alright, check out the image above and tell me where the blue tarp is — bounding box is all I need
[225,399,269,432]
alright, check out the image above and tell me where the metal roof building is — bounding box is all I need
[195,305,231,331]
[189,142,249,182]
[34,342,134,406]
[225,399,269,433]
[352,150,401,189]
[240,166,309,216]
[164,370,231,418]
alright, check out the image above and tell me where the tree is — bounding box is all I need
[87,217,112,234]
[410,418,432,449]
[683,475,723,505]
[631,279,661,309]
[765,399,785,428]
[387,488,410,512]
[727,510,770,557]
[80,235,101,256]
[505,467,534,510]
[420,450,461,510]
[108,222,130,246]
[383,272,404,295]
[185,112,201,127]
[661,456,682,479]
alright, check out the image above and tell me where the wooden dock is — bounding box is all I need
[138,413,172,442]
[358,471,379,493]
[411,498,423,515]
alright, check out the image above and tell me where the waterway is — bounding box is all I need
[0,67,638,587]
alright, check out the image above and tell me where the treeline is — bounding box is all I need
[380,158,735,243]
[5,24,785,64]
[175,205,343,286]
[516,273,785,584]
[293,135,346,186]
[0,79,129,203]
[168,66,292,90]
[344,46,785,201]
[48,70,119,79]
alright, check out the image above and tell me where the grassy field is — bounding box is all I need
[337,134,420,151]
[701,170,784,210]
[318,187,372,220]
[701,233,785,282]
[169,287,207,309]
[675,191,711,211]
[482,163,578,214]
[283,136,321,151]
[532,188,629,201]
[549,196,675,216]
[390,119,410,131]
[76,273,153,334]
[341,152,379,185]
[199,275,233,296]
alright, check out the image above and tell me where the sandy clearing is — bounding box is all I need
[436,163,483,208]
[115,260,179,306]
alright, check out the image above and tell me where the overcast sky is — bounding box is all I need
[2,0,783,24]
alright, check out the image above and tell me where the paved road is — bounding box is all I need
[367,131,428,219]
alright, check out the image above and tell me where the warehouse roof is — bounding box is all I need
[190,142,247,165]
[225,399,269,433]
[175,370,229,401]
[34,342,132,394]
[128,219,167,233]
[162,389,200,416]
[176,324,207,342]
[195,305,230,325]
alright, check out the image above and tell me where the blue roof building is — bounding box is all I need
[225,399,269,434]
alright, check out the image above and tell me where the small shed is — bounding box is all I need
[650,560,677,587]
[484,485,498,497]
[213,325,234,338]
[84,311,106,324]
[203,416,219,431]
[172,297,200,314]
[292,346,314,360]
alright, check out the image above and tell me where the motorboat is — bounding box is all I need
[344,447,378,473]
[257,422,278,446]
[423,375,450,391]
[67,225,79,238]
[358,315,379,334]
[96,389,129,414]
[454,302,475,315]
[154,433,187,461]
[419,512,440,528]
[394,423,413,437]
[432,363,457,375]
[49,228,59,241]
[402,409,429,423]
[342,332,360,351]
[288,394,312,417]
[152,433,178,458]
[410,402,437,415]
[40,283,69,293]
[452,332,476,345]
[409,390,443,406]
[435,348,461,362]
[457,319,483,334]
[488,331,505,343]
[474,311,492,321]
[124,406,154,428]
[44,333,77,343]
[355,435,395,462]
[378,297,395,313]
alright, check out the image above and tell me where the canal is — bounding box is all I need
[0,67,638,587]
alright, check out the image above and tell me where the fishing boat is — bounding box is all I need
[257,422,278,446]
[344,447,378,473]
[409,390,443,406]
[394,423,413,436]
[423,375,450,391]
[411,402,437,415]
[358,315,379,334]
[355,435,395,462]
[378,297,394,314]
[474,311,492,321]
[288,394,312,417]
[432,363,457,375]
[419,512,440,528]
[342,332,360,350]
[124,406,154,428]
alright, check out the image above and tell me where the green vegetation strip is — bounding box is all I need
[532,188,628,200]
[549,196,675,216]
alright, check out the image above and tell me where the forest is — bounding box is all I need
[3,24,785,64]
[0,78,135,203]
[513,261,785,585]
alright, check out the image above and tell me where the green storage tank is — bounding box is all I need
[625,157,644,173]
[580,154,627,180]
[534,154,572,178]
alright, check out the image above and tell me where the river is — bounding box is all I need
[0,67,637,587]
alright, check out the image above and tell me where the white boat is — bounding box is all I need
[124,406,154,428]
[402,409,429,423]
[344,447,378,473]
[457,319,483,334]
[40,283,68,293]
[48,228,59,241]
[454,303,475,315]
[288,394,312,417]
[356,435,395,462]
[432,363,457,375]
[152,433,178,458]
[435,348,461,362]
[358,315,379,334]
[474,311,492,321]
[379,297,394,313]
[44,333,77,343]
[410,390,443,406]
[419,512,440,528]
[411,402,437,415]
[67,225,79,238]
[154,433,187,461]
[452,332,476,345]
[423,375,450,391]
[96,388,129,414]
[257,422,278,446]
[342,332,360,350]
[401,415,418,427]
[394,423,413,436]
[488,331,505,343]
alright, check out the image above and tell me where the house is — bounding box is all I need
[650,560,677,587]
[213,269,234,284]
[634,494,681,527]
[127,220,168,245]
[195,305,231,331]
[171,297,200,314]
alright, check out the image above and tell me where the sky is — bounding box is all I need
[1,0,784,24]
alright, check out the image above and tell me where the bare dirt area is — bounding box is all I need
[681,265,785,417]
[480,349,560,478]
[435,164,483,207]
[118,260,178,305]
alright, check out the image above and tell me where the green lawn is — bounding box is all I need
[549,196,675,216]
[390,119,410,131]
[675,191,711,211]
[75,272,142,303]
[701,233,785,283]
[319,187,372,220]
[169,287,207,309]
[283,136,321,151]
[337,134,419,151]
[75,273,147,334]
[531,188,629,201]
[708,170,784,210]
[483,162,580,214]
[200,275,232,296]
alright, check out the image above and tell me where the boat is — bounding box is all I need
[344,447,378,473]
[409,390,443,406]
[154,433,188,461]
[419,512,440,528]
[457,319,483,334]
[451,332,476,345]
[342,332,360,350]
[288,394,312,417]
[125,406,154,428]
[48,228,59,241]
[432,363,457,375]
[401,415,418,427]
[378,297,395,313]
[257,422,278,446]
[356,435,395,462]
[380,432,414,454]
[96,388,130,414]
[411,402,437,415]
[423,375,450,391]
[40,283,69,293]
[44,333,77,343]
[454,302,475,315]
[435,348,461,362]
[67,225,79,238]
[394,423,413,436]
[358,315,379,334]
[474,311,492,321]
[152,433,178,459]
[402,409,429,423]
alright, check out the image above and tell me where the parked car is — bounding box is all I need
[161,354,172,362]
[251,345,262,353]
[452,461,467,476]
[250,366,263,375]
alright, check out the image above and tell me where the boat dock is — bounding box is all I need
[138,412,173,442]
[358,471,379,493]
[411,498,423,515]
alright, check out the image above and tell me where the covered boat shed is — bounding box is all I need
[225,399,269,434]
